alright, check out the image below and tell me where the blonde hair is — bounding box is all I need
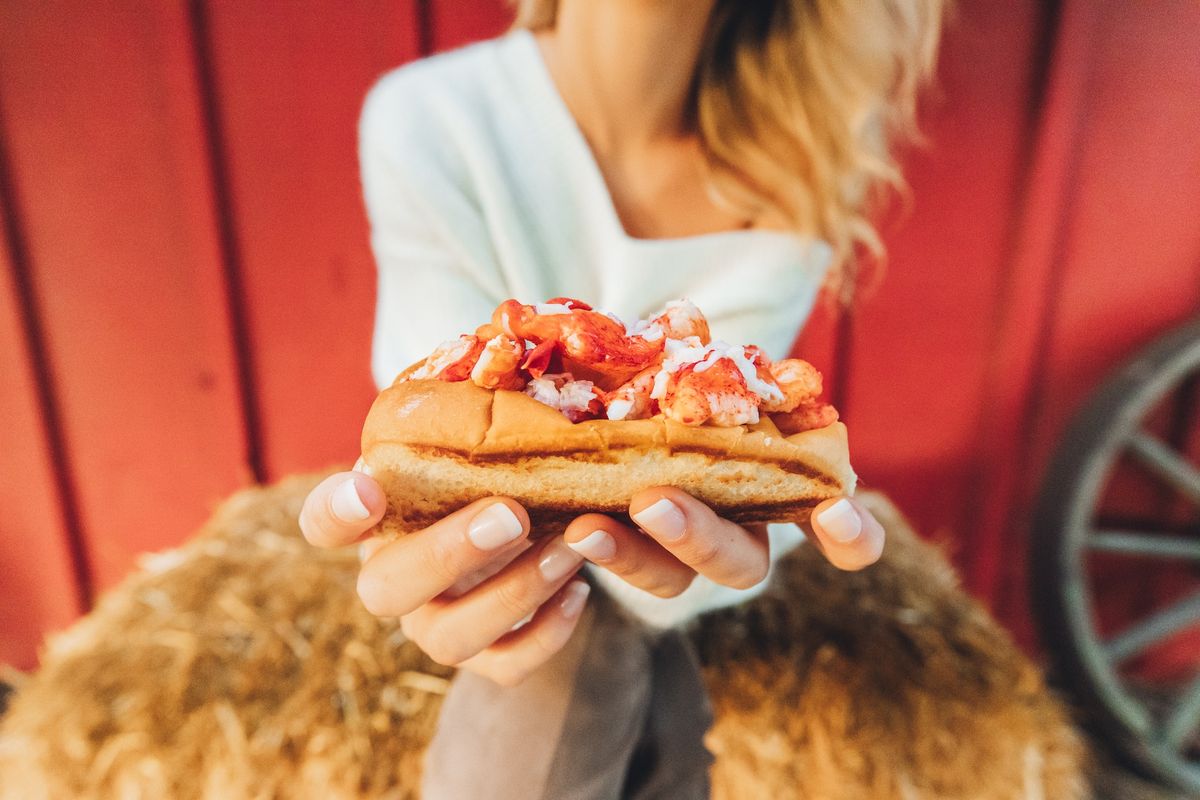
[512,0,946,299]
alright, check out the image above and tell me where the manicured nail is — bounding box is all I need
[816,498,862,543]
[467,503,525,550]
[539,539,583,582]
[568,530,617,562]
[559,581,590,619]
[631,498,687,542]
[331,478,371,523]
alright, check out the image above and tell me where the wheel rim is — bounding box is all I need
[1036,318,1200,792]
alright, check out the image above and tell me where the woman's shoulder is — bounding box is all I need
[361,34,522,145]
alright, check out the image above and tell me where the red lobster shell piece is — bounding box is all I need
[409,335,485,382]
[493,299,665,389]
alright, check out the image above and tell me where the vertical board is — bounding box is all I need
[843,1,1046,559]
[201,0,422,479]
[1024,1,1200,453]
[427,0,513,52]
[994,1,1200,640]
[790,296,846,408]
[0,1,250,591]
[962,0,1101,622]
[0,195,83,669]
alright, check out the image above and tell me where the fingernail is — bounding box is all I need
[468,503,525,550]
[559,581,590,620]
[331,478,371,523]
[568,530,617,562]
[631,498,687,542]
[539,539,583,582]
[816,498,862,543]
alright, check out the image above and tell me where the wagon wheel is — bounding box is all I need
[1033,317,1200,792]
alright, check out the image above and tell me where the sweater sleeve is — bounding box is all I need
[360,74,507,390]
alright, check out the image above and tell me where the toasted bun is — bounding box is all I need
[361,378,856,538]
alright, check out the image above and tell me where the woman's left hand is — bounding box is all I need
[563,489,884,597]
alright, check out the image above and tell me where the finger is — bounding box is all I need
[457,579,591,687]
[356,497,530,617]
[564,514,696,598]
[441,538,533,599]
[628,488,769,590]
[402,535,584,666]
[299,471,386,548]
[809,497,885,571]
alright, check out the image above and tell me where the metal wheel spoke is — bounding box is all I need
[1126,431,1200,506]
[1163,672,1200,752]
[1103,591,1200,664]
[1088,530,1200,561]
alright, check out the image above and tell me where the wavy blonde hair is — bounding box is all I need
[512,0,946,299]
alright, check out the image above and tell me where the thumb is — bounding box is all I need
[299,469,386,548]
[808,497,885,571]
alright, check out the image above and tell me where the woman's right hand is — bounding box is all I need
[298,470,591,686]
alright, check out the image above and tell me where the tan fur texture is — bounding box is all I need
[0,473,1087,799]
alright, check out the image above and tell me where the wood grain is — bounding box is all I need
[0,2,251,601]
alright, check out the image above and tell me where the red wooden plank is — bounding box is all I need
[427,0,513,53]
[0,2,250,591]
[964,1,1102,636]
[199,1,421,480]
[790,293,845,409]
[842,1,1046,560]
[0,191,83,670]
[1028,6,1200,428]
[996,1,1200,642]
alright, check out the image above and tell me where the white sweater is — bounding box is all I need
[360,30,832,628]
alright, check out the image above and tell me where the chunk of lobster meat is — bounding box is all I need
[740,344,774,378]
[407,335,485,382]
[660,359,761,427]
[493,299,664,387]
[760,358,823,413]
[542,297,593,311]
[470,334,526,390]
[524,373,605,422]
[770,400,839,435]
[474,322,504,340]
[604,364,659,421]
[647,299,711,345]
[558,381,605,422]
[520,337,559,379]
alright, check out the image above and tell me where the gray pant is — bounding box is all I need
[421,592,713,799]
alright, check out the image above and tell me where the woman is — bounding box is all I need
[301,0,944,796]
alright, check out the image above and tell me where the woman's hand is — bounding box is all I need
[299,471,590,687]
[299,469,879,683]
[562,488,884,597]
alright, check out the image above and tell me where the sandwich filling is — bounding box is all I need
[400,297,838,431]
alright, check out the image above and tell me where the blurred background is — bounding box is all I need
[1,0,1198,708]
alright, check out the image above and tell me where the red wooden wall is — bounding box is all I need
[2,1,1198,669]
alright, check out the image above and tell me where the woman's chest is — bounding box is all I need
[594,141,752,241]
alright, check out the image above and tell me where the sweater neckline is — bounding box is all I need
[506,29,815,252]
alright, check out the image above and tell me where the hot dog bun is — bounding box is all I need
[361,377,856,539]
